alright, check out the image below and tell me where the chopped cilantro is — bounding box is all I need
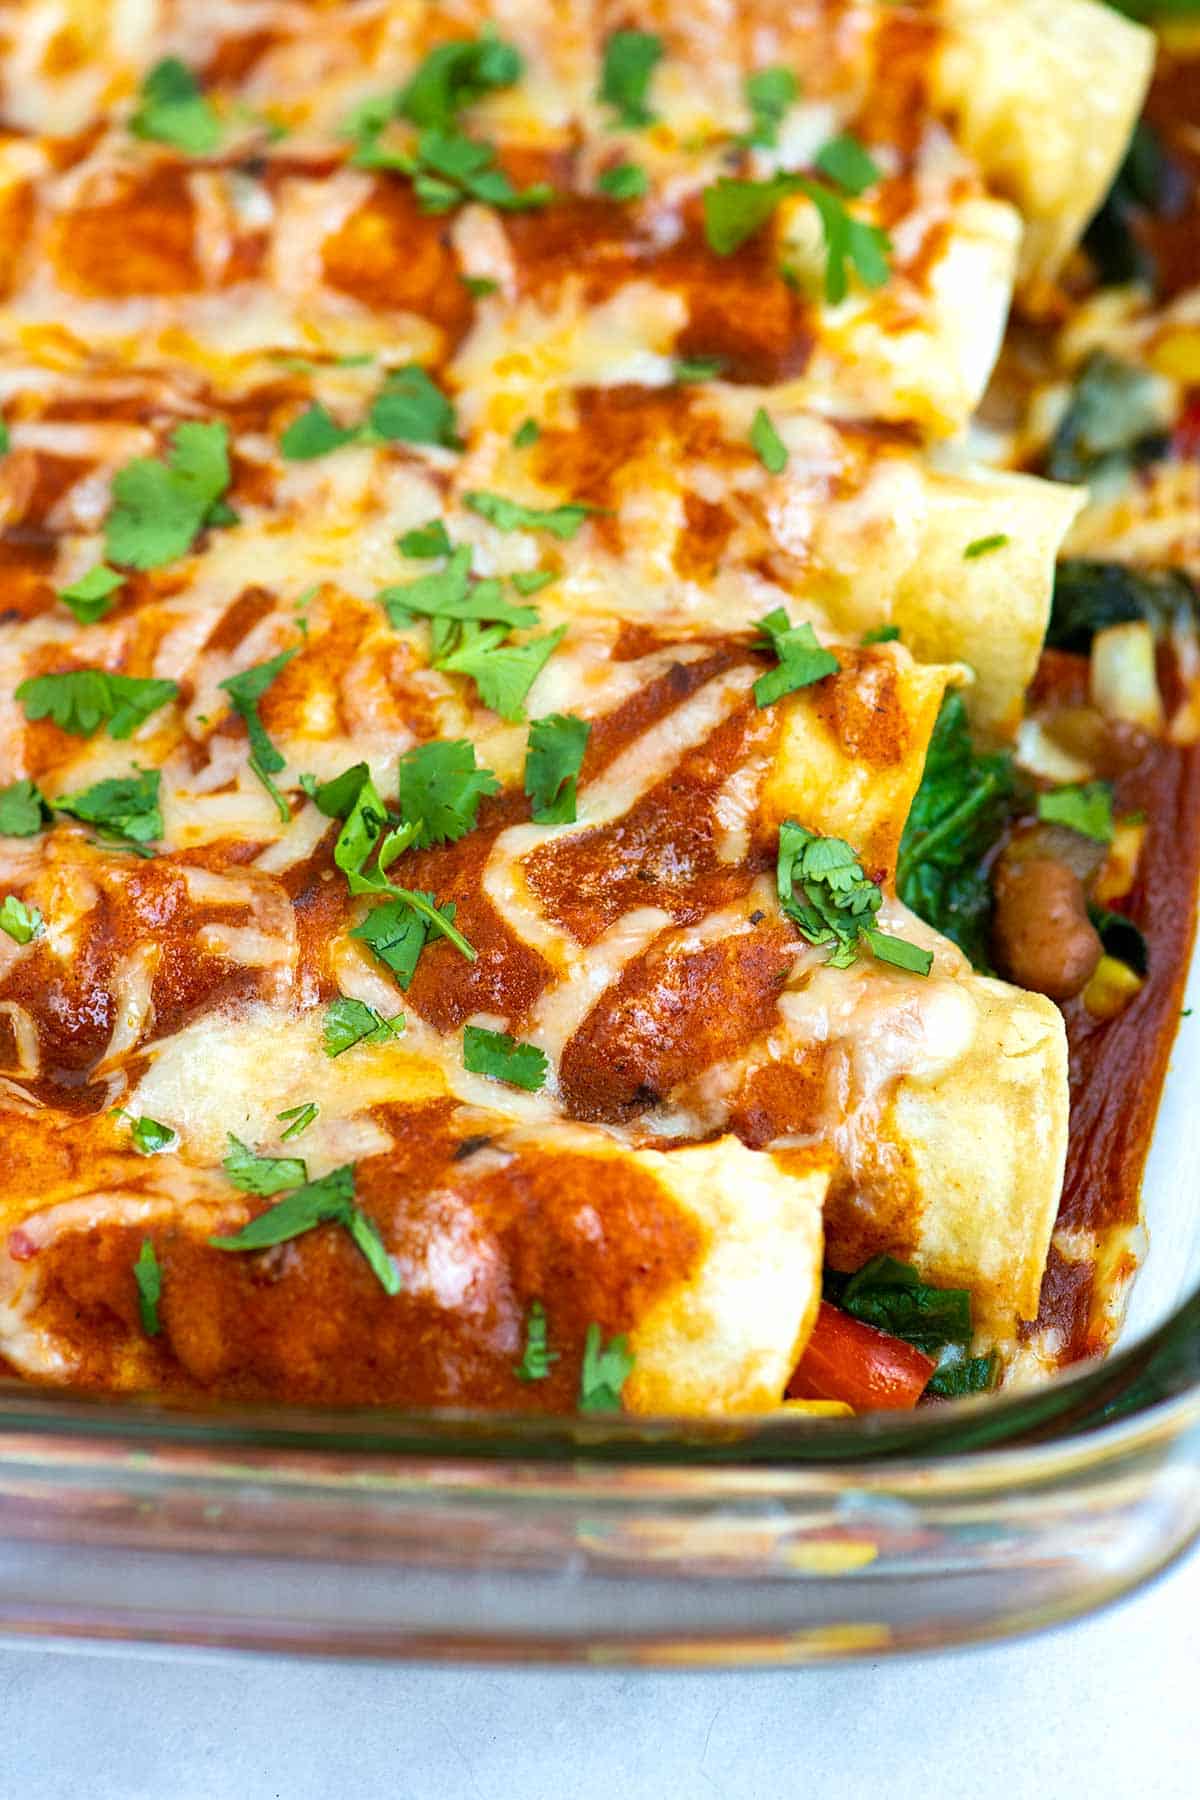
[777,821,932,975]
[461,274,499,298]
[280,403,359,461]
[58,564,124,624]
[0,779,49,837]
[134,1239,162,1337]
[0,895,42,944]
[15,669,178,740]
[510,568,557,596]
[222,1133,308,1196]
[218,648,297,822]
[1044,352,1164,488]
[380,546,537,645]
[750,406,788,474]
[896,692,1017,970]
[464,490,598,539]
[397,30,523,132]
[0,417,7,454]
[524,712,590,824]
[129,57,222,156]
[352,889,476,985]
[112,1109,177,1156]
[597,161,648,200]
[514,1300,559,1381]
[579,1323,635,1413]
[355,124,552,214]
[438,623,566,721]
[599,30,663,128]
[322,996,404,1056]
[703,174,795,256]
[702,172,890,302]
[861,623,900,645]
[368,364,459,448]
[674,355,724,384]
[105,421,232,569]
[964,533,1010,561]
[396,739,500,848]
[740,66,798,148]
[55,769,163,852]
[462,1024,548,1091]
[399,519,453,558]
[753,609,840,706]
[1037,781,1115,844]
[277,1101,318,1140]
[814,132,882,197]
[209,1163,400,1295]
[512,417,541,448]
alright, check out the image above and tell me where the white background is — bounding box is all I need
[0,1545,1195,1797]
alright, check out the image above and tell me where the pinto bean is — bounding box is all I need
[991,856,1103,1000]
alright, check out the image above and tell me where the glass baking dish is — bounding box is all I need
[0,924,1195,1665]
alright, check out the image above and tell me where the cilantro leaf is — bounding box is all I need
[397,31,523,131]
[511,569,557,596]
[0,895,42,944]
[134,1239,162,1337]
[815,132,882,197]
[129,57,222,156]
[897,692,1018,970]
[277,1101,318,1140]
[306,762,392,888]
[399,519,453,558]
[778,821,932,975]
[368,365,459,447]
[0,416,8,453]
[58,564,124,624]
[105,421,232,569]
[55,769,163,851]
[1037,781,1115,844]
[222,1133,308,1197]
[0,779,49,837]
[358,124,552,214]
[740,66,798,148]
[750,406,788,474]
[964,533,1009,560]
[462,1024,548,1091]
[280,403,360,460]
[515,1300,560,1381]
[674,355,725,384]
[464,490,598,539]
[599,30,663,128]
[16,669,178,740]
[218,648,297,820]
[797,178,891,304]
[597,161,648,201]
[461,273,499,297]
[828,1254,973,1354]
[703,174,796,256]
[209,1163,401,1294]
[439,623,565,721]
[578,1323,635,1413]
[379,546,537,645]
[861,623,900,645]
[753,609,840,706]
[396,739,500,848]
[352,889,475,985]
[112,1109,177,1155]
[524,712,590,824]
[512,417,540,448]
[322,997,404,1056]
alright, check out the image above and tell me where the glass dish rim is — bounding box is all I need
[0,1274,1195,1472]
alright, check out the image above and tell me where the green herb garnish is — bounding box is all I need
[750,406,788,474]
[16,669,178,740]
[753,609,840,706]
[515,1300,559,1381]
[524,712,590,824]
[578,1324,635,1413]
[778,821,932,974]
[58,565,125,624]
[1037,781,1115,844]
[599,31,663,128]
[462,1024,548,1091]
[222,1133,308,1196]
[963,534,1009,561]
[322,997,404,1056]
[0,895,42,944]
[739,67,797,148]
[277,1101,318,1140]
[129,58,221,155]
[55,769,163,852]
[218,648,297,822]
[105,421,232,569]
[597,161,648,201]
[134,1239,162,1337]
[0,780,47,837]
[209,1163,400,1295]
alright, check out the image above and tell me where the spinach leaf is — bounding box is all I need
[1083,119,1189,291]
[897,692,1017,970]
[833,1255,973,1355]
[924,1352,998,1399]
[1044,352,1167,487]
[1048,559,1200,652]
[1089,904,1149,975]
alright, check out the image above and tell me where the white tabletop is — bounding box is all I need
[0,1545,1194,1797]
